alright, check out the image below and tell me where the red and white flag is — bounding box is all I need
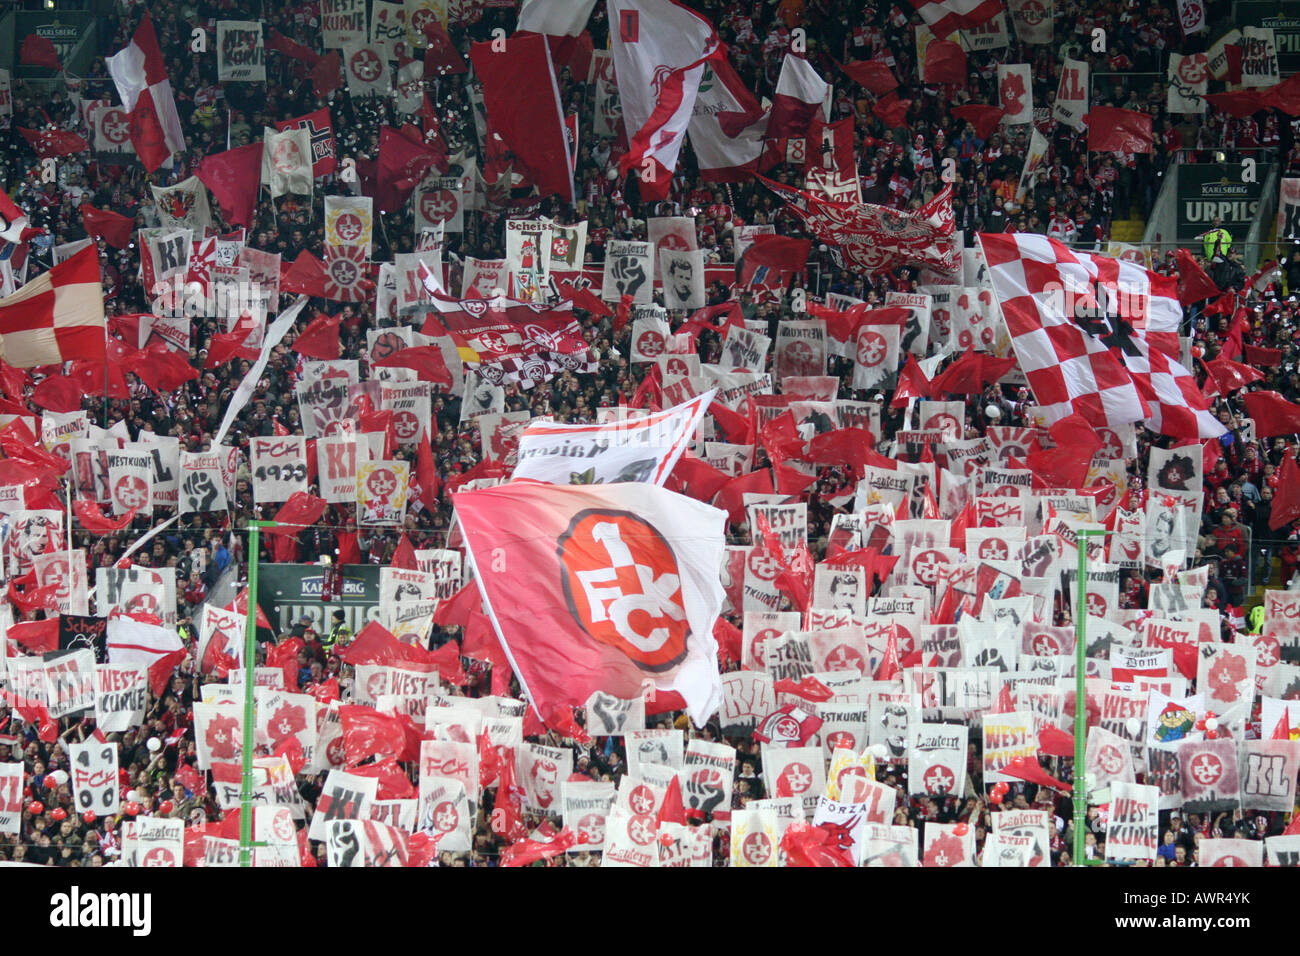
[516,0,599,34]
[767,54,829,141]
[1176,0,1207,37]
[453,480,727,726]
[0,190,41,245]
[687,54,766,183]
[106,12,186,171]
[908,0,1004,39]
[610,0,722,199]
[0,244,105,368]
[978,232,1222,438]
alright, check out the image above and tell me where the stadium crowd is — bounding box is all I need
[0,0,1297,867]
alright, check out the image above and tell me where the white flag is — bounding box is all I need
[262,126,314,198]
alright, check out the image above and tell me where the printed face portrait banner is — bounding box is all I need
[217,21,266,82]
[251,437,309,504]
[660,249,706,310]
[69,740,120,819]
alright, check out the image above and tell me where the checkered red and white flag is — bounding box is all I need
[978,232,1221,439]
[0,243,105,368]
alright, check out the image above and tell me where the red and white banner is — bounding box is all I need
[0,763,21,834]
[1105,781,1158,860]
[309,769,379,842]
[997,64,1033,125]
[1199,838,1263,867]
[512,391,713,486]
[95,663,148,733]
[455,480,727,726]
[251,436,308,504]
[922,820,976,866]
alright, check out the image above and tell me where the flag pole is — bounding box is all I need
[1073,528,1105,866]
[240,519,271,867]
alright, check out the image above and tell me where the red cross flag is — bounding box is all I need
[0,244,105,368]
[453,480,727,726]
[978,232,1222,439]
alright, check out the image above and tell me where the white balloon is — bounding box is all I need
[985,404,1002,420]
[1205,717,1219,732]
[869,744,889,761]
[126,789,140,803]
[146,737,161,753]
[50,769,68,786]
[1125,717,1142,737]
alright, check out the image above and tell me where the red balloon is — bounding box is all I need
[158,800,174,815]
[82,810,97,824]
[27,801,44,815]
[990,792,1004,806]
[124,801,141,816]
[954,822,969,836]
[50,807,67,822]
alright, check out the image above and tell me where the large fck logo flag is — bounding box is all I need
[454,480,727,726]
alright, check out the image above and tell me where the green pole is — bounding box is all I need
[1072,528,1105,867]
[240,520,271,867]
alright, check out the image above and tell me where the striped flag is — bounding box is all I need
[106,12,186,171]
[0,244,105,368]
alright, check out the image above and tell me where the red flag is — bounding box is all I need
[265,28,321,65]
[873,91,912,127]
[715,469,773,525]
[7,618,59,653]
[1271,455,1300,531]
[205,317,260,369]
[339,705,407,764]
[195,143,264,229]
[391,534,418,570]
[839,59,897,95]
[31,374,84,413]
[1243,391,1300,438]
[767,54,830,141]
[713,616,742,668]
[292,313,341,359]
[20,35,62,70]
[428,641,468,686]
[923,39,966,85]
[467,37,569,204]
[339,621,433,669]
[908,0,1003,37]
[999,755,1071,792]
[1038,725,1076,758]
[892,353,933,408]
[874,625,902,681]
[124,345,199,393]
[372,345,453,388]
[1202,357,1264,396]
[73,499,138,531]
[774,675,835,702]
[1086,107,1153,153]
[951,104,1007,140]
[80,205,135,248]
[657,776,687,826]
[783,822,855,867]
[416,428,441,515]
[423,20,467,75]
[310,51,342,98]
[1174,248,1221,306]
[1272,707,1292,740]
[265,637,304,693]
[499,828,575,866]
[928,352,1016,396]
[492,749,529,842]
[1243,343,1283,367]
[19,127,89,159]
[266,492,327,537]
[374,125,448,213]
